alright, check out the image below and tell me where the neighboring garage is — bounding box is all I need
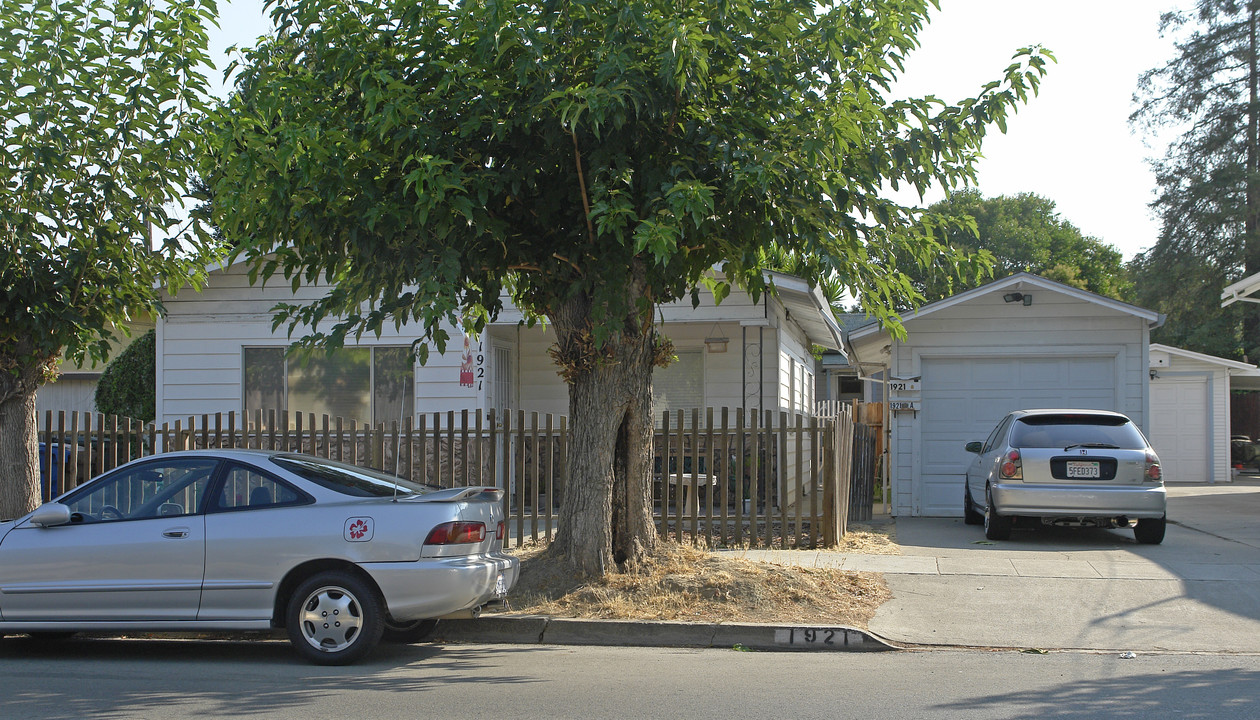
[847,273,1164,518]
[1148,344,1260,484]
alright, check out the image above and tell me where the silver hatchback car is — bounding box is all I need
[963,410,1167,544]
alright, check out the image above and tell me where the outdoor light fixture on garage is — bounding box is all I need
[704,323,729,353]
[1003,292,1033,306]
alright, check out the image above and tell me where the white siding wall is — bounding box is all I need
[36,376,101,416]
[159,265,825,426]
[157,264,481,425]
[879,290,1150,517]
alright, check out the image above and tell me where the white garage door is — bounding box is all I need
[918,356,1118,516]
[1148,377,1209,483]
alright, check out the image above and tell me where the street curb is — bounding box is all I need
[434,615,900,652]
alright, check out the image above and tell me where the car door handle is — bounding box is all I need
[163,529,189,539]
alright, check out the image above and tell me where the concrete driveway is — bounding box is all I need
[734,480,1260,652]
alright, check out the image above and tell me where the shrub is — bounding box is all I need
[94,329,156,422]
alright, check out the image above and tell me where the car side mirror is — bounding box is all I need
[964,441,984,454]
[28,503,72,528]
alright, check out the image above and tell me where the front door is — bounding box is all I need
[0,457,216,622]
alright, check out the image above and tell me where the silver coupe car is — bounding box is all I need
[963,409,1167,544]
[0,449,519,664]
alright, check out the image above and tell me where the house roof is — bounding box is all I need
[1221,271,1260,307]
[849,272,1165,342]
[1150,343,1260,391]
[765,271,845,352]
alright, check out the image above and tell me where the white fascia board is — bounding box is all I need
[850,272,1164,342]
[1221,271,1260,307]
[1149,343,1258,372]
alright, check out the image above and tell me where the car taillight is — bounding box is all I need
[496,520,505,541]
[1000,449,1022,480]
[425,521,486,545]
[1145,452,1162,482]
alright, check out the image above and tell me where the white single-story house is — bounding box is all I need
[154,262,844,429]
[846,273,1165,518]
[1148,343,1260,484]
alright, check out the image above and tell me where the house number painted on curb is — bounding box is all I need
[775,628,864,648]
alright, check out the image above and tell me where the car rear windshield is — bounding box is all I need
[1010,415,1148,450]
[273,455,437,497]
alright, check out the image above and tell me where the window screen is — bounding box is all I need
[243,346,413,426]
[653,349,703,419]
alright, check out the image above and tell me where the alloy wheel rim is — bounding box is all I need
[299,585,363,652]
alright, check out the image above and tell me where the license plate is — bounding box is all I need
[492,573,507,598]
[1066,461,1101,479]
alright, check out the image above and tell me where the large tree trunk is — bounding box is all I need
[1246,2,1260,358]
[548,286,660,577]
[0,361,45,520]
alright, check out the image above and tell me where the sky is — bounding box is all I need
[207,0,1187,261]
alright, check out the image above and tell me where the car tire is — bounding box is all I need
[25,632,76,641]
[382,618,439,644]
[286,571,384,666]
[984,485,1012,541]
[1134,515,1166,545]
[963,483,984,525]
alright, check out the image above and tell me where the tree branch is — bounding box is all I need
[571,129,596,244]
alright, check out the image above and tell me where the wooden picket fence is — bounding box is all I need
[37,405,871,549]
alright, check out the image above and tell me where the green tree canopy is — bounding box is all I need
[0,0,218,517]
[207,0,1049,574]
[904,189,1130,305]
[1129,0,1260,360]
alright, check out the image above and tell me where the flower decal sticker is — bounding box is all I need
[344,517,374,542]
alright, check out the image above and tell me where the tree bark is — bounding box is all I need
[548,284,660,577]
[1246,1,1260,357]
[0,362,45,520]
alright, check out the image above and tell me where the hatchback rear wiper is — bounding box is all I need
[1063,442,1120,451]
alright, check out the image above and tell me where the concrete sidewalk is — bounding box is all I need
[723,481,1260,652]
[445,481,1260,654]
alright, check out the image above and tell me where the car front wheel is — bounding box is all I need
[1134,515,1166,545]
[286,571,384,665]
[984,485,1012,541]
[963,483,983,525]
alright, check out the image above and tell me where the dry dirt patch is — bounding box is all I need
[504,523,898,627]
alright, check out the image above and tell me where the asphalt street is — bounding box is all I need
[0,640,1257,720]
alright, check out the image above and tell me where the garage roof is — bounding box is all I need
[849,272,1164,342]
[1151,343,1260,391]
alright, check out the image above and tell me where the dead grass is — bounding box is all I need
[504,534,896,627]
[833,521,901,555]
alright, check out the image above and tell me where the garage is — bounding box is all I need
[1147,344,1258,484]
[847,273,1165,517]
[917,355,1120,516]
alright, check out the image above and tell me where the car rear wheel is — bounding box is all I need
[25,632,76,641]
[382,618,439,644]
[963,483,983,525]
[286,571,384,665]
[984,485,1012,541]
[1134,515,1166,545]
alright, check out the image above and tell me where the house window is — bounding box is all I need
[242,346,414,426]
[653,349,704,420]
